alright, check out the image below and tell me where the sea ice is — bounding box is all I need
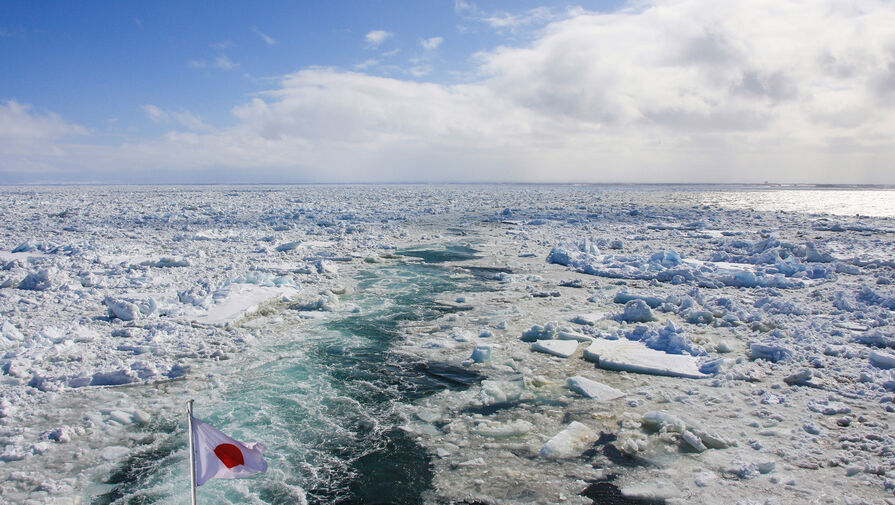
[531,339,578,358]
[584,338,711,379]
[539,421,594,459]
[566,376,625,401]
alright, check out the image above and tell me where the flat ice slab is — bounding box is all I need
[531,339,579,358]
[539,421,594,459]
[191,285,294,326]
[567,376,625,401]
[584,339,710,379]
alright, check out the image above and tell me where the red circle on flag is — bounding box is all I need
[214,443,245,468]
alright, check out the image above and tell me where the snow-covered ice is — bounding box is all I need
[2,184,895,505]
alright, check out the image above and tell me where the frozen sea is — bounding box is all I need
[1,184,894,505]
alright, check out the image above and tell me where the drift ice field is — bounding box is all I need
[1,184,894,505]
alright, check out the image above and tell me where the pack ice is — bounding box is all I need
[1,185,894,505]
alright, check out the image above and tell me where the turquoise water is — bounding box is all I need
[92,245,494,505]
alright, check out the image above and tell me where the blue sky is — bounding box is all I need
[2,0,894,183]
[2,1,619,140]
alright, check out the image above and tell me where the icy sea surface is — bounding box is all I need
[1,184,894,505]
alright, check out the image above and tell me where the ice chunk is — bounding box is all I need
[784,369,813,384]
[650,250,682,268]
[142,257,189,267]
[621,482,680,500]
[682,430,707,452]
[192,284,294,325]
[479,379,524,404]
[622,299,655,322]
[531,339,578,358]
[520,323,558,342]
[571,313,605,326]
[470,420,533,438]
[584,339,711,379]
[41,426,76,443]
[869,350,895,369]
[557,329,594,342]
[539,421,594,459]
[0,320,24,349]
[471,345,492,363]
[566,376,625,401]
[18,268,56,291]
[748,342,792,362]
[614,292,664,308]
[275,241,302,252]
[642,411,687,433]
[104,297,141,321]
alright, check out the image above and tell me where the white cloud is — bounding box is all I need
[0,100,86,140]
[188,55,239,70]
[253,26,276,46]
[212,55,238,70]
[364,30,393,49]
[142,104,212,131]
[354,59,379,70]
[142,104,169,123]
[455,1,575,33]
[5,0,895,183]
[211,40,234,50]
[421,36,443,51]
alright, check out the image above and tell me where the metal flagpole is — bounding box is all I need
[187,400,198,505]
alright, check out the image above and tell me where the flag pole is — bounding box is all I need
[187,400,198,505]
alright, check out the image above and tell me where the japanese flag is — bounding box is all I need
[191,417,268,486]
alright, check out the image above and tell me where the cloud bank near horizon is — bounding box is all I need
[3,0,895,184]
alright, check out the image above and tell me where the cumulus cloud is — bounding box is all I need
[4,0,895,183]
[0,100,86,140]
[421,36,443,51]
[364,30,393,49]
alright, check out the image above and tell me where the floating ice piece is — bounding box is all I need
[531,339,578,358]
[192,285,294,325]
[584,339,711,379]
[470,420,533,438]
[471,345,492,363]
[621,481,680,500]
[571,313,605,326]
[869,350,895,369]
[566,376,625,401]
[104,298,139,321]
[316,260,338,274]
[41,426,76,443]
[104,296,156,321]
[682,430,706,452]
[539,421,594,459]
[622,299,655,322]
[808,400,851,415]
[748,342,793,362]
[642,411,687,433]
[614,292,664,308]
[0,320,24,349]
[784,368,813,384]
[557,329,593,342]
[18,268,56,291]
[275,241,302,252]
[854,331,895,349]
[141,257,189,268]
[479,379,524,404]
[458,458,485,467]
[520,323,558,342]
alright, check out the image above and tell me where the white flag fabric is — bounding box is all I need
[191,417,268,486]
